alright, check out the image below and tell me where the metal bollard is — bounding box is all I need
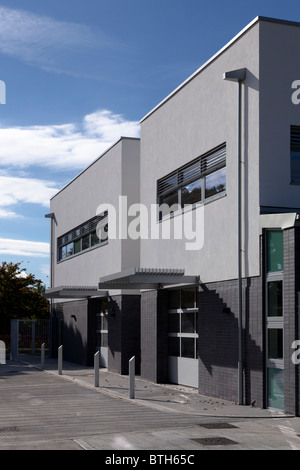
[129,356,135,399]
[94,351,100,387]
[58,345,63,375]
[41,343,45,370]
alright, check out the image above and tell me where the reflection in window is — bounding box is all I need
[181,312,196,333]
[267,230,283,272]
[82,235,90,251]
[205,167,226,199]
[91,231,100,247]
[74,239,81,254]
[159,191,180,218]
[181,179,202,206]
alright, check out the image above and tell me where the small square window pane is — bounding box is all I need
[181,312,196,333]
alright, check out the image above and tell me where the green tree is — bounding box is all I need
[0,261,49,322]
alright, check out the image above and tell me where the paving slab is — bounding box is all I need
[1,359,300,451]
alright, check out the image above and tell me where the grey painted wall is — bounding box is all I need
[259,21,300,210]
[140,21,260,283]
[50,138,140,290]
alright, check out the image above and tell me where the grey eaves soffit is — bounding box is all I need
[45,286,108,299]
[98,268,199,290]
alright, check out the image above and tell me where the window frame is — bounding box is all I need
[57,212,108,263]
[157,143,226,221]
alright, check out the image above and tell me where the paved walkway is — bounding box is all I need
[1,357,300,451]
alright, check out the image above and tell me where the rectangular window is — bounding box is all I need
[268,328,283,360]
[205,167,226,199]
[181,312,196,333]
[57,212,108,262]
[291,125,300,184]
[267,230,283,272]
[157,143,226,219]
[82,235,90,251]
[74,239,81,254]
[181,337,196,358]
[267,281,283,317]
[267,368,284,410]
[181,179,202,206]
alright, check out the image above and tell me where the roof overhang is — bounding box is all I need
[45,286,109,299]
[259,212,300,234]
[98,268,199,290]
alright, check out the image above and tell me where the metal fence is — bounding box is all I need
[10,319,49,362]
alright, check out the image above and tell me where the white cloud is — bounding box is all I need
[0,6,109,70]
[0,109,140,170]
[0,238,49,258]
[0,174,59,218]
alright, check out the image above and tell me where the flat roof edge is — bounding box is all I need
[141,15,300,123]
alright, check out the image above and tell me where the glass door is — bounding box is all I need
[265,230,284,410]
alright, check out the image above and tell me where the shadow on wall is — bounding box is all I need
[198,277,264,404]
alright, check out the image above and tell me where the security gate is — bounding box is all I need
[10,320,49,361]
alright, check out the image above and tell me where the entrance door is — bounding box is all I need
[265,230,284,410]
[167,289,199,388]
[96,299,108,367]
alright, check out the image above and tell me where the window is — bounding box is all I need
[205,167,226,199]
[265,229,284,410]
[267,281,283,317]
[57,212,108,262]
[167,288,198,360]
[268,329,283,360]
[157,143,226,219]
[266,230,283,272]
[291,125,300,184]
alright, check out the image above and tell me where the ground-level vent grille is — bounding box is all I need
[198,422,238,429]
[191,437,238,446]
[0,426,20,433]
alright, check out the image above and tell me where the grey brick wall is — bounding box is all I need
[198,276,264,407]
[108,294,141,375]
[140,290,168,383]
[283,227,299,415]
[61,299,99,366]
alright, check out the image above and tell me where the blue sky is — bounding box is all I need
[0,0,300,287]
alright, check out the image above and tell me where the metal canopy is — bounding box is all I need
[98,268,199,290]
[45,286,108,299]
